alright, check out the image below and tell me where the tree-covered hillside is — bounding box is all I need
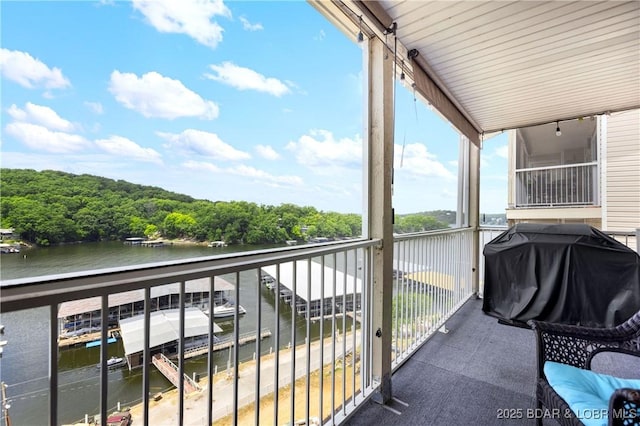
[393,211,451,233]
[0,169,362,246]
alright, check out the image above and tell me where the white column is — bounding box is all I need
[367,35,394,404]
[469,140,481,296]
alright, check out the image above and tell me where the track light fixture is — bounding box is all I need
[357,15,364,43]
[555,121,562,137]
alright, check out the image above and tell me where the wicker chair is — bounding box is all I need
[528,311,640,426]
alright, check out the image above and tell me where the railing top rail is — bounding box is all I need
[478,226,508,231]
[515,161,597,173]
[602,230,638,237]
[0,238,380,313]
[392,226,472,242]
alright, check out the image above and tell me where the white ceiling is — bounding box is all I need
[519,118,597,157]
[344,1,640,134]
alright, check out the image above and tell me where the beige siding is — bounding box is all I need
[605,110,640,232]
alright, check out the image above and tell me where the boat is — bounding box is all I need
[205,302,247,318]
[97,356,126,369]
[0,243,20,254]
[207,241,227,248]
[261,274,276,290]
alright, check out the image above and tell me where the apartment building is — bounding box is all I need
[506,109,640,233]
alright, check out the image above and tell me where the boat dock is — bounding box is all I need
[152,353,201,394]
[182,329,272,359]
[58,329,121,349]
[140,240,165,247]
[261,261,362,319]
[308,311,361,323]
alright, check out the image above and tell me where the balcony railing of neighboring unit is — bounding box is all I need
[515,162,598,207]
[0,229,478,426]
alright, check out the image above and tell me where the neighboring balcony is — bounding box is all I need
[515,162,599,208]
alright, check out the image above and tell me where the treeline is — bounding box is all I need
[0,169,451,246]
[0,169,363,246]
[394,212,451,234]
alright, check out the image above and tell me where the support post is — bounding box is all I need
[367,35,394,405]
[469,141,481,296]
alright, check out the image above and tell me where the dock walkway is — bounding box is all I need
[183,329,272,359]
[152,353,201,394]
[58,329,120,349]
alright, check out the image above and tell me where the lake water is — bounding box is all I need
[0,241,347,425]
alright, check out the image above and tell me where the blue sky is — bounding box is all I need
[0,0,507,215]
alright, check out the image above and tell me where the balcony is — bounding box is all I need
[346,297,537,426]
[0,229,477,426]
[515,163,599,208]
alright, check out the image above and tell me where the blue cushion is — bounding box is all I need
[544,361,640,426]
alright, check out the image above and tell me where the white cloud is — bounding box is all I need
[233,164,302,185]
[132,0,231,49]
[204,62,291,97]
[109,70,219,120]
[183,160,302,186]
[314,30,326,41]
[159,129,249,161]
[239,16,263,31]
[286,130,361,171]
[394,143,456,179]
[0,48,70,89]
[5,122,89,153]
[480,153,491,168]
[184,160,221,173]
[85,101,104,114]
[8,102,75,132]
[494,144,508,159]
[95,135,162,164]
[255,144,280,160]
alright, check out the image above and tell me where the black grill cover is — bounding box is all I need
[482,223,640,327]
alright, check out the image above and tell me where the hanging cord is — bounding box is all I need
[413,83,418,122]
[401,82,418,167]
[393,25,397,115]
[400,130,406,167]
[392,27,397,191]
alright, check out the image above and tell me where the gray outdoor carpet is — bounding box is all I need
[346,298,543,426]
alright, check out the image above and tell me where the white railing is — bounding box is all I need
[605,230,640,253]
[391,228,474,369]
[1,240,379,426]
[0,229,478,426]
[515,162,598,207]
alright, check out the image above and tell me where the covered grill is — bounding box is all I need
[482,223,640,327]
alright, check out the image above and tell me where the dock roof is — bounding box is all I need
[261,260,362,302]
[58,276,235,318]
[118,307,222,356]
